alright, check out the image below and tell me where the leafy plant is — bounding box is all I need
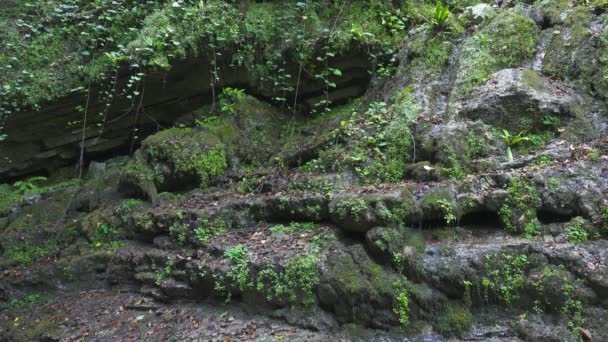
[565,218,588,243]
[13,176,47,194]
[498,130,530,162]
[222,245,250,297]
[431,1,451,29]
[437,199,456,226]
[194,218,227,243]
[393,278,410,328]
[92,222,120,248]
[256,255,319,306]
[270,222,319,235]
[481,253,529,304]
[155,259,174,285]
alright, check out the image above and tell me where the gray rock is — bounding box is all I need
[460,68,579,132]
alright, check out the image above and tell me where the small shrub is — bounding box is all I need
[481,253,529,304]
[393,279,410,328]
[565,218,588,243]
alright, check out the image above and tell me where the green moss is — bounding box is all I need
[421,189,456,222]
[143,127,227,188]
[437,304,473,335]
[456,11,539,95]
[404,228,426,253]
[0,183,20,216]
[332,254,393,302]
[333,198,370,222]
[3,240,58,265]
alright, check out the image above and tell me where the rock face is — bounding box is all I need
[4,1,608,341]
[0,52,371,181]
[460,68,580,132]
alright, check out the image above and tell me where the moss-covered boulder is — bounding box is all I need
[120,95,290,198]
[452,10,540,98]
[460,69,582,133]
[317,243,400,328]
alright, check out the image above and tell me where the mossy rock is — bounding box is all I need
[436,303,473,336]
[318,244,399,327]
[453,10,540,97]
[329,197,379,233]
[460,69,582,134]
[420,188,457,222]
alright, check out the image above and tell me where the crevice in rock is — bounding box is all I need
[537,209,575,224]
[459,211,503,228]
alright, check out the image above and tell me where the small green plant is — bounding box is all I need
[3,240,58,265]
[256,255,319,306]
[587,149,600,161]
[92,222,120,248]
[270,222,319,235]
[393,278,410,329]
[437,199,456,226]
[169,222,189,244]
[155,259,174,285]
[481,253,529,304]
[13,176,47,194]
[194,218,227,243]
[431,1,451,29]
[561,283,584,338]
[223,245,250,295]
[0,293,41,311]
[499,177,540,238]
[219,87,245,114]
[565,218,588,243]
[498,130,530,162]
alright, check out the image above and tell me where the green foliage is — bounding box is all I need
[192,146,228,187]
[236,176,263,195]
[13,176,48,194]
[481,253,529,304]
[562,283,584,338]
[3,240,58,265]
[169,221,189,245]
[333,198,369,221]
[457,12,539,94]
[565,218,588,243]
[155,259,174,285]
[194,218,227,243]
[532,155,553,167]
[393,278,410,329]
[587,149,601,161]
[123,160,165,185]
[224,244,250,292]
[91,222,120,248]
[431,1,451,29]
[270,222,319,235]
[499,177,540,238]
[348,91,420,184]
[602,207,608,234]
[219,87,245,115]
[437,199,456,226]
[498,130,530,162]
[0,293,41,311]
[287,177,334,193]
[257,255,319,306]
